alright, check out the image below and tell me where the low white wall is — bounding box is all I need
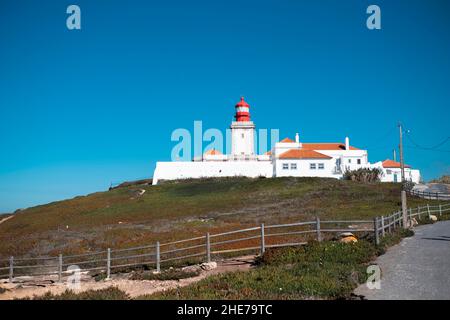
[274,158,338,178]
[152,161,273,184]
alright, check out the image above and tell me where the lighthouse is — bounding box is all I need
[230,97,256,159]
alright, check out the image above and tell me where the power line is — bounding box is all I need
[404,145,450,153]
[405,134,450,150]
[404,131,450,152]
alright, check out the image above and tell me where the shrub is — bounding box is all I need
[429,175,450,184]
[343,168,382,183]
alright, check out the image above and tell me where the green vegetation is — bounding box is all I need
[18,229,414,300]
[130,268,200,281]
[139,229,414,300]
[0,177,438,259]
[430,175,450,184]
[343,168,382,183]
[19,287,129,300]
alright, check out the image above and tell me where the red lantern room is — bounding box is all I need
[234,97,251,122]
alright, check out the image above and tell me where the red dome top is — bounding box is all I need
[234,96,251,122]
[235,97,250,107]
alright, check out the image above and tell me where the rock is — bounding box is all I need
[181,265,201,273]
[430,215,438,222]
[200,262,217,271]
[339,232,358,243]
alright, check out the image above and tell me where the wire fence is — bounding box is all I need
[1,202,449,283]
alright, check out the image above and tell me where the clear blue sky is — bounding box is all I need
[0,0,449,212]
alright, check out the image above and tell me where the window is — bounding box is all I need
[348,159,351,164]
[386,170,392,175]
[318,163,324,170]
[357,159,361,165]
[241,133,244,139]
[310,163,316,170]
[290,163,297,170]
[282,163,289,170]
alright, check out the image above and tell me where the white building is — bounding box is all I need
[372,159,421,183]
[152,97,421,184]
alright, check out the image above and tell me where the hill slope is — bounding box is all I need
[0,177,437,258]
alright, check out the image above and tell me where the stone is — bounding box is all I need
[181,265,201,273]
[200,262,217,271]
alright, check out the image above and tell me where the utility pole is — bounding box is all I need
[398,122,408,227]
[398,123,405,182]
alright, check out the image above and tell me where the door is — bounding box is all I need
[393,174,398,183]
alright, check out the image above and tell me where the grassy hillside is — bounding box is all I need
[142,229,414,300]
[0,177,439,259]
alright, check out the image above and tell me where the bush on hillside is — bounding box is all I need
[430,175,450,184]
[343,168,382,183]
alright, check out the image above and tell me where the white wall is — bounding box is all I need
[231,121,255,157]
[318,150,368,173]
[274,158,337,178]
[379,167,421,184]
[152,161,273,184]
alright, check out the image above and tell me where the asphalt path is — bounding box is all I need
[355,220,450,300]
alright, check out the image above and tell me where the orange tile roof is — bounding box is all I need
[302,143,360,151]
[280,137,295,143]
[278,149,332,159]
[264,150,272,155]
[204,149,223,155]
[382,159,411,168]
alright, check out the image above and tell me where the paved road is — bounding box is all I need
[413,183,450,194]
[355,221,450,300]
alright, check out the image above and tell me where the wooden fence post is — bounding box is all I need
[156,241,160,273]
[387,214,391,233]
[394,212,397,229]
[418,206,421,220]
[409,208,412,225]
[316,217,322,242]
[373,217,380,245]
[260,223,265,255]
[401,191,408,228]
[9,256,13,283]
[381,216,385,237]
[427,204,431,219]
[206,233,211,263]
[58,254,63,283]
[439,204,442,217]
[106,248,111,279]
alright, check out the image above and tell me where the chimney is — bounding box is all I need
[345,137,350,150]
[295,133,300,143]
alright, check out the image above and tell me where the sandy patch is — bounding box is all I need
[0,255,255,300]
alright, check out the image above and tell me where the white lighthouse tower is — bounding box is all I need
[230,97,255,160]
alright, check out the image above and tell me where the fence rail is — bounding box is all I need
[406,189,450,201]
[2,203,449,282]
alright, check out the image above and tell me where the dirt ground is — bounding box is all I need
[0,255,255,300]
[0,215,14,226]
